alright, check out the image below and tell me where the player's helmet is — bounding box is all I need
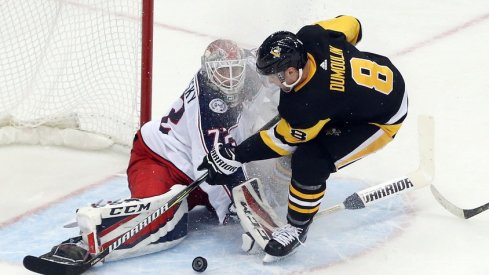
[201,39,246,106]
[256,31,307,75]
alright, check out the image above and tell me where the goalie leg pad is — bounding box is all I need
[77,184,189,262]
[241,232,262,254]
[232,178,284,252]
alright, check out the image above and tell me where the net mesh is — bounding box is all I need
[0,0,145,147]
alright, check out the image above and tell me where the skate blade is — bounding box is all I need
[262,250,297,264]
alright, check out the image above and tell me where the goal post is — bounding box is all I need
[0,0,153,150]
[140,0,153,127]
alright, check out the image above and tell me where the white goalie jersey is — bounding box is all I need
[140,63,278,223]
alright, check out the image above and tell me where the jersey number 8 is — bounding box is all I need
[350,57,394,95]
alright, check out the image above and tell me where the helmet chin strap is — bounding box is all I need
[281,69,303,92]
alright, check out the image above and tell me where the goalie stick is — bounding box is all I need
[23,115,281,275]
[23,173,208,275]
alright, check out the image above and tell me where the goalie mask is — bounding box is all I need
[202,39,246,107]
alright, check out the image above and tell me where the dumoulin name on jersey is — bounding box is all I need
[257,16,407,157]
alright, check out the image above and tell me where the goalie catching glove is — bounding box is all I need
[198,143,242,185]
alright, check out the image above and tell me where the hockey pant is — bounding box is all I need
[288,122,403,226]
[127,131,211,210]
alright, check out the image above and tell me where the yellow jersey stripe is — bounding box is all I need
[288,203,320,214]
[289,184,325,200]
[371,122,402,138]
[275,118,330,144]
[314,16,361,45]
[259,130,291,156]
[335,130,392,169]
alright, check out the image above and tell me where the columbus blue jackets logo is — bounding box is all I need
[209,98,228,113]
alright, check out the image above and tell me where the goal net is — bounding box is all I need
[0,0,153,150]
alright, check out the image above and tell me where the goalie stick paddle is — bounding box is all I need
[23,115,281,275]
[23,256,89,275]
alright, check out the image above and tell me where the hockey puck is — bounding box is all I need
[192,256,207,272]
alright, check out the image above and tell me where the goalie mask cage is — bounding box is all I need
[0,0,153,150]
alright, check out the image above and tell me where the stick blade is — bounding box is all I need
[463,202,489,219]
[430,185,466,219]
[23,255,90,275]
[430,185,489,219]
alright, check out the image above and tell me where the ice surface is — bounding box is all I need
[0,177,412,275]
[1,0,489,274]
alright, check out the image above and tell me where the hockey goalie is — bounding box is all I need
[24,39,285,273]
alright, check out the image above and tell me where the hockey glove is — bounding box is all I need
[198,143,242,185]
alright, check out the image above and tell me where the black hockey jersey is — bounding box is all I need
[236,15,407,161]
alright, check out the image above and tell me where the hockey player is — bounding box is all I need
[40,39,276,264]
[198,15,408,261]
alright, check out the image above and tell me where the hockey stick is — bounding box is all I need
[259,114,280,130]
[24,173,209,275]
[234,115,434,254]
[315,115,488,220]
[316,115,435,218]
[24,115,282,275]
[235,115,486,261]
[84,115,281,263]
